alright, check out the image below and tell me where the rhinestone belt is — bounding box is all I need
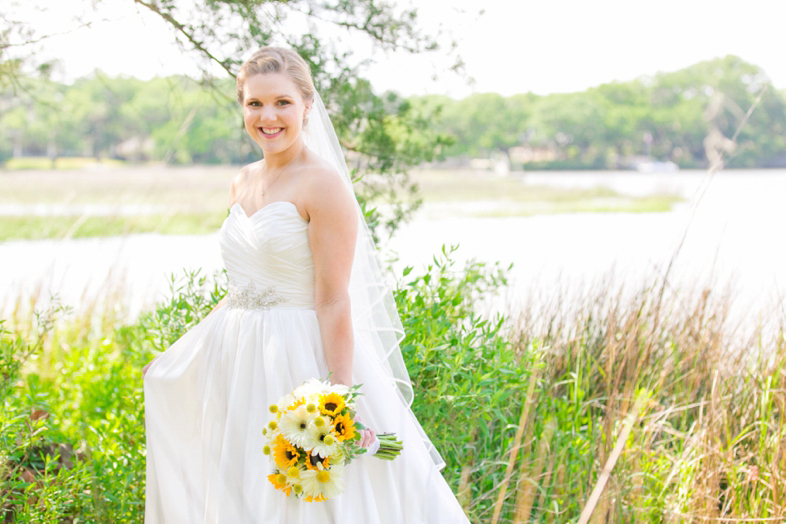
[226,281,286,310]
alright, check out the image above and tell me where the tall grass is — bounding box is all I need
[1,246,784,522]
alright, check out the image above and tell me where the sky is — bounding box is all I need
[10,0,786,99]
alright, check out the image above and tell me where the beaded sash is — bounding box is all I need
[226,281,286,310]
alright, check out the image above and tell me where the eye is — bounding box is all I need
[277,100,291,106]
[247,100,260,107]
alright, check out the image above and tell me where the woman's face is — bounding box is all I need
[242,72,310,156]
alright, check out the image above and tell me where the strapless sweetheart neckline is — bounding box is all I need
[230,201,307,223]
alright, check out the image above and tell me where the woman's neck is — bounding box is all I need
[263,138,306,169]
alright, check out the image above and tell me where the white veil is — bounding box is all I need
[303,91,446,470]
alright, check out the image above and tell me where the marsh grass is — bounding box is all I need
[0,212,229,241]
[0,165,682,240]
[3,157,125,171]
[1,246,784,522]
[409,169,682,216]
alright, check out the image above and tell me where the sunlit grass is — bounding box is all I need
[2,247,784,522]
[459,195,678,217]
[3,157,126,170]
[0,212,229,241]
[0,165,683,241]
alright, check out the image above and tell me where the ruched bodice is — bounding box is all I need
[220,202,315,310]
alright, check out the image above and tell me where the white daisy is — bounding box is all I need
[304,424,338,458]
[293,379,323,398]
[294,378,349,398]
[300,463,345,500]
[279,405,316,448]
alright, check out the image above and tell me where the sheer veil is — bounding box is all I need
[303,91,446,470]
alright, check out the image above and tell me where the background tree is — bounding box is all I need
[126,0,461,239]
[419,56,785,170]
[2,0,462,240]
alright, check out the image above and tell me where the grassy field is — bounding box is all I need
[0,164,682,241]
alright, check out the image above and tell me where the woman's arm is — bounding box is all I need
[306,167,358,387]
[307,168,376,448]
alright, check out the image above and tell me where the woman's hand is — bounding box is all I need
[355,415,377,449]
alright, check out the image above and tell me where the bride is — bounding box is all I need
[143,46,471,523]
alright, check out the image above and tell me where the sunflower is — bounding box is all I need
[305,452,330,471]
[268,472,291,496]
[331,413,356,442]
[273,434,302,470]
[319,393,346,417]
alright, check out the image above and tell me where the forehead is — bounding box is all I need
[242,73,302,101]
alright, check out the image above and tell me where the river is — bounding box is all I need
[1,169,784,332]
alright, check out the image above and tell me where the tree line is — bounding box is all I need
[416,55,786,169]
[1,55,784,170]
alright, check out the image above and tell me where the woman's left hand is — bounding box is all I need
[355,415,377,448]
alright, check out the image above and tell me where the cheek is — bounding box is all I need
[243,110,256,128]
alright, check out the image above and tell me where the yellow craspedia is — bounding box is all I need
[323,434,335,446]
[306,403,317,413]
[287,466,300,478]
[262,427,267,436]
[268,420,278,431]
[276,473,287,484]
[293,484,303,495]
[269,404,279,414]
[316,470,330,483]
[263,445,271,455]
[314,416,325,428]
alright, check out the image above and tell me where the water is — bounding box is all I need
[1,169,784,330]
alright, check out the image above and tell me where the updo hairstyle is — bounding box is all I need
[236,46,315,106]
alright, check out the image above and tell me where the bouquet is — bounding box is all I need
[263,378,403,502]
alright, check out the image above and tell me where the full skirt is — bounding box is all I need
[144,306,470,523]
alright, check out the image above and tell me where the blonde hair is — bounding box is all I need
[236,46,315,105]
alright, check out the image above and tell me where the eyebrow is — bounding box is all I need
[245,94,294,101]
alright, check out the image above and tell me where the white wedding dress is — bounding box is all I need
[144,200,471,523]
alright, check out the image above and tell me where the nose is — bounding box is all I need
[259,104,278,123]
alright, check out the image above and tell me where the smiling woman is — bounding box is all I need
[142,46,472,523]
[241,74,312,161]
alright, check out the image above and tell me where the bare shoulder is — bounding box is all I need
[300,155,355,215]
[229,161,261,206]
